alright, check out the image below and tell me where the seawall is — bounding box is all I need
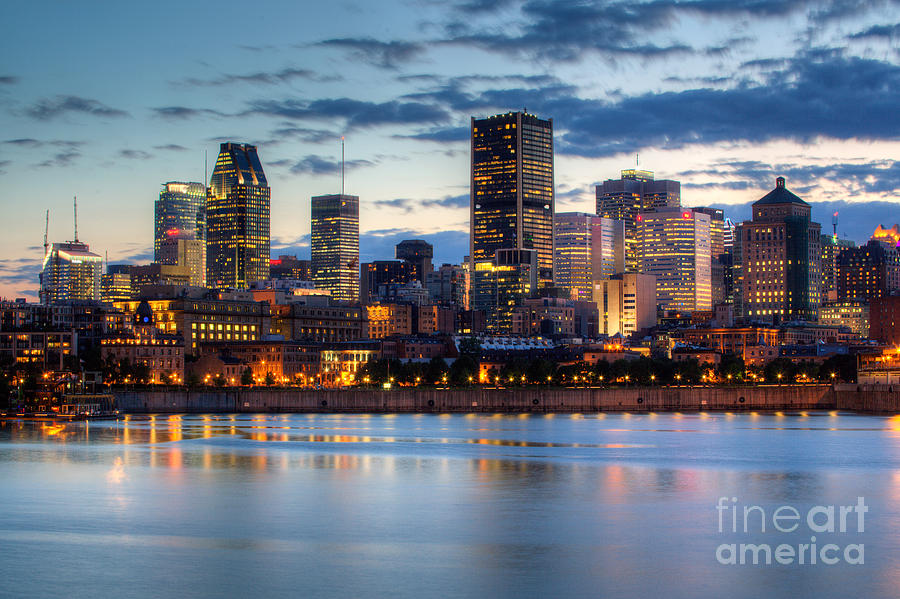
[113,384,873,414]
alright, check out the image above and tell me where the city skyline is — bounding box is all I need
[4,1,900,300]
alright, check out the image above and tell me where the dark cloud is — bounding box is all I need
[25,95,128,120]
[849,23,900,39]
[269,126,338,144]
[245,97,450,128]
[3,138,82,148]
[280,154,374,175]
[0,257,42,287]
[181,67,323,86]
[35,148,81,168]
[317,38,426,69]
[0,76,19,85]
[0,160,9,174]
[153,144,189,152]
[372,194,469,213]
[152,106,225,120]
[119,149,152,160]
[396,125,469,143]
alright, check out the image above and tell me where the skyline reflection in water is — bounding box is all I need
[1,412,900,598]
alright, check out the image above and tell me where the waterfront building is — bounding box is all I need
[818,300,869,338]
[311,194,359,302]
[837,239,900,302]
[553,212,625,302]
[206,143,271,289]
[0,330,74,370]
[596,169,681,272]
[593,273,657,337]
[320,340,381,387]
[269,301,365,344]
[155,182,206,265]
[198,339,321,384]
[470,111,554,286]
[870,296,900,345]
[40,241,102,304]
[100,301,184,383]
[736,177,822,323]
[639,207,712,312]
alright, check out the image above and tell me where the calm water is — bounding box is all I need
[2,411,900,598]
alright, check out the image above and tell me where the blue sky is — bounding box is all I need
[2,0,900,299]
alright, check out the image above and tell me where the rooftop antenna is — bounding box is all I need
[43,209,49,257]
[105,250,108,274]
[73,195,78,242]
[204,149,208,187]
[832,211,838,237]
[636,153,639,167]
[341,136,345,196]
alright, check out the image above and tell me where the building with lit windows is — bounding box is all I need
[100,302,184,383]
[820,234,856,302]
[737,177,822,323]
[694,207,727,305]
[270,255,312,281]
[426,263,470,309]
[470,111,554,287]
[837,239,900,302]
[206,143,270,289]
[157,237,206,288]
[871,296,900,345]
[553,212,625,302]
[470,248,538,334]
[359,260,417,305]
[596,170,681,272]
[593,273,657,337]
[818,300,869,337]
[396,239,433,284]
[639,207,712,312]
[40,241,102,304]
[155,181,205,265]
[311,194,359,302]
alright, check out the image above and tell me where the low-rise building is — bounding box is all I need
[199,339,320,384]
[818,301,869,337]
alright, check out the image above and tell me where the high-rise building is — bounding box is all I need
[426,264,470,309]
[470,111,554,286]
[359,260,416,305]
[206,143,270,289]
[820,234,856,302]
[395,240,433,284]
[40,241,102,304]
[837,239,900,302]
[470,248,538,334]
[311,194,359,302]
[737,177,822,323]
[596,170,681,272]
[155,182,206,262]
[593,273,657,337]
[553,213,625,302]
[694,207,726,306]
[270,255,312,281]
[639,207,712,312]
[158,237,206,288]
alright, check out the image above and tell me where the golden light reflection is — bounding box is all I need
[106,456,126,484]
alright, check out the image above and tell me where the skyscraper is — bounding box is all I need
[639,207,712,312]
[470,111,554,286]
[596,169,681,272]
[40,241,102,304]
[396,239,433,284]
[553,212,625,302]
[694,207,726,306]
[206,143,270,289]
[471,248,538,334]
[737,177,822,323]
[311,194,359,302]
[155,182,206,260]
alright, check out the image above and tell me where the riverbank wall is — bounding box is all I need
[110,384,887,414]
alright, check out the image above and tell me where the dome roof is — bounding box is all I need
[753,176,809,206]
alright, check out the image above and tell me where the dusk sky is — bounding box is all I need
[3,0,900,300]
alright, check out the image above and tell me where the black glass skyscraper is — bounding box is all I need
[470,111,554,286]
[311,194,359,302]
[155,182,206,260]
[206,143,271,289]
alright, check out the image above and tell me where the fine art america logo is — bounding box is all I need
[715,497,867,566]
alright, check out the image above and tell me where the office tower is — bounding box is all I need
[395,239,433,284]
[311,194,359,302]
[820,234,856,302]
[694,207,726,305]
[101,270,134,303]
[738,177,822,323]
[206,143,271,289]
[157,237,206,287]
[593,273,657,337]
[871,224,900,292]
[553,213,625,302]
[270,255,312,281]
[40,241,102,304]
[426,264,470,309]
[155,182,206,262]
[596,169,681,272]
[359,260,416,305]
[837,240,900,302]
[470,249,538,334]
[639,207,712,312]
[470,111,554,286]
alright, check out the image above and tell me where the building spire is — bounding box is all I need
[73,195,78,242]
[341,136,345,196]
[43,209,49,257]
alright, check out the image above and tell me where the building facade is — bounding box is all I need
[311,194,359,302]
[155,181,206,268]
[206,143,271,289]
[837,239,900,302]
[40,241,102,304]
[470,111,554,286]
[553,212,625,302]
[593,273,657,338]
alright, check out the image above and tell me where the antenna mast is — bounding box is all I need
[73,195,78,242]
[43,209,49,257]
[204,149,208,186]
[341,136,345,196]
[832,211,838,237]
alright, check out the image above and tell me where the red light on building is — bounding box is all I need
[166,228,181,237]
[682,211,692,219]
[635,214,643,222]
[270,259,282,266]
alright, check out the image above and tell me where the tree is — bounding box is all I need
[185,371,200,388]
[458,336,481,359]
[818,354,857,383]
[241,367,254,386]
[449,354,478,385]
[425,357,448,384]
[265,372,276,386]
[717,354,745,382]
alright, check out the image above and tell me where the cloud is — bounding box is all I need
[278,154,374,175]
[25,95,129,120]
[849,23,900,39]
[317,38,426,69]
[0,76,19,85]
[180,67,323,86]
[246,97,450,128]
[152,106,226,120]
[35,149,81,168]
[3,138,83,148]
[372,194,469,213]
[153,144,189,152]
[268,126,338,144]
[119,149,151,160]
[0,159,9,174]
[0,257,42,288]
